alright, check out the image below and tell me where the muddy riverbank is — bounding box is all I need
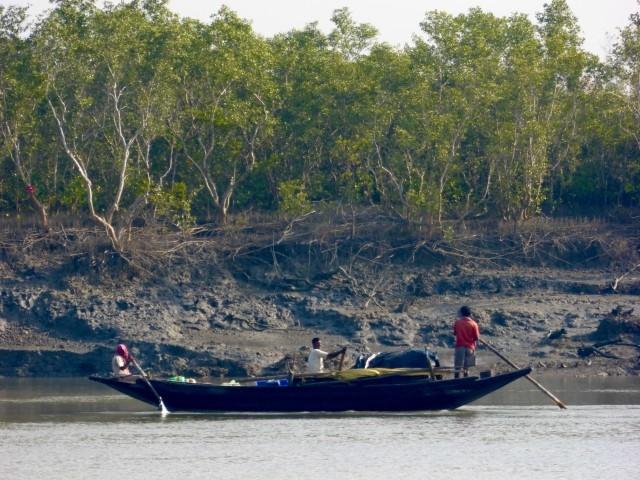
[1,218,639,378]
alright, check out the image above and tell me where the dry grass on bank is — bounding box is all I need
[1,209,639,283]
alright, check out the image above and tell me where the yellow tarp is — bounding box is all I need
[329,368,441,382]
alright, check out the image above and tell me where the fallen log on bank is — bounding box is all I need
[577,338,640,359]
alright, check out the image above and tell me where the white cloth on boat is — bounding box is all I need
[364,353,379,369]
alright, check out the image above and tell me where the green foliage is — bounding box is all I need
[277,179,312,217]
[233,166,277,211]
[0,0,638,234]
[406,188,438,217]
[328,7,378,59]
[149,182,194,228]
[59,176,88,213]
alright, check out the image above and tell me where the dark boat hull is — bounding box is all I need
[90,368,532,412]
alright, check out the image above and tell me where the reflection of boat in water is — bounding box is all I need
[89,366,531,412]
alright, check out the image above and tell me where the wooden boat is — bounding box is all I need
[89,366,531,412]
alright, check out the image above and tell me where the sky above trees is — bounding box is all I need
[5,0,639,57]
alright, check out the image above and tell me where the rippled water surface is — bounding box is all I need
[1,376,639,480]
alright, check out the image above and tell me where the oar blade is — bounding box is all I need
[159,398,170,416]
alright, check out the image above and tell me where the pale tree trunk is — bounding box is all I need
[48,96,122,251]
[1,123,49,230]
[437,133,460,226]
[47,76,141,251]
[26,188,49,230]
[178,87,227,221]
[184,148,224,221]
[219,166,237,225]
[375,140,408,215]
[106,75,140,227]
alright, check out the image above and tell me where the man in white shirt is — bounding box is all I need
[306,337,347,373]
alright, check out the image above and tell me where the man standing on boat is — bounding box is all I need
[453,306,480,378]
[307,337,347,373]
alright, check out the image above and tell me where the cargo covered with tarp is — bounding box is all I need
[354,348,440,369]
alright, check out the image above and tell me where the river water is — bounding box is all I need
[1,376,639,480]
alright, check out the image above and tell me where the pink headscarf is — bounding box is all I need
[116,344,130,360]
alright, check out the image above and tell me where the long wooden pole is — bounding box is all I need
[338,348,347,371]
[424,348,436,379]
[131,357,169,415]
[479,338,567,410]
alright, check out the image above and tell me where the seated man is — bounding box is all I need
[112,343,133,377]
[306,337,346,374]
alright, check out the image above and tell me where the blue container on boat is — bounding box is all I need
[256,378,289,387]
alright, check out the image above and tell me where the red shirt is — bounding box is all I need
[454,316,480,349]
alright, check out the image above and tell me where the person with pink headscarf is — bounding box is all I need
[112,344,133,376]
